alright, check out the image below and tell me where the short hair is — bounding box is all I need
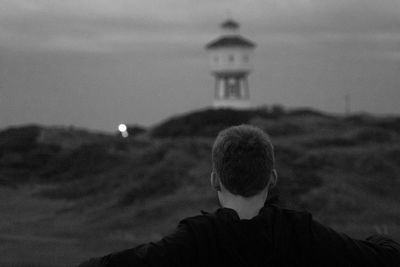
[212,125,275,197]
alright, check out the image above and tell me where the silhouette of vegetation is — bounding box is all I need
[126,125,146,136]
[150,108,274,137]
[0,125,40,153]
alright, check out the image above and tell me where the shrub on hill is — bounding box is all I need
[151,107,330,138]
[39,144,124,183]
[373,117,400,133]
[0,126,63,185]
[150,108,274,138]
[299,183,362,214]
[353,127,394,143]
[303,136,357,148]
[22,144,61,169]
[38,126,112,149]
[345,114,375,125]
[385,147,400,166]
[35,177,107,200]
[301,125,396,149]
[126,125,146,137]
[0,125,40,154]
[117,139,210,207]
[118,171,180,206]
[250,117,303,136]
[286,108,329,118]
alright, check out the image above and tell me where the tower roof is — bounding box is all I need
[221,19,240,30]
[205,35,256,49]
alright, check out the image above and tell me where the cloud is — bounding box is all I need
[0,0,399,56]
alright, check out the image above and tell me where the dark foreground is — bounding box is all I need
[1,108,400,266]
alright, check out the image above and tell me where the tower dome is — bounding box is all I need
[221,19,240,35]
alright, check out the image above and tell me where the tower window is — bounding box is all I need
[228,55,234,62]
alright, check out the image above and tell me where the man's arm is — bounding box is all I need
[310,219,400,266]
[78,221,198,267]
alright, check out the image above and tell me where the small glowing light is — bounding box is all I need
[118,124,127,132]
[121,131,129,138]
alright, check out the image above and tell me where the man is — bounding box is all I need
[79,125,400,266]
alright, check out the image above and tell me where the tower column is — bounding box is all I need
[243,77,249,99]
[219,77,225,99]
[240,78,245,99]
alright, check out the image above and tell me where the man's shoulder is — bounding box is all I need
[260,204,312,224]
[176,208,243,236]
[179,205,313,229]
[178,210,218,227]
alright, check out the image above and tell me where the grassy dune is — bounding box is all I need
[1,108,400,266]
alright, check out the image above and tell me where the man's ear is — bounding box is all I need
[210,171,221,191]
[269,169,278,189]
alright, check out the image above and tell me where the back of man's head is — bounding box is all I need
[212,125,275,197]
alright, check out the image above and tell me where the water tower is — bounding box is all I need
[205,19,256,109]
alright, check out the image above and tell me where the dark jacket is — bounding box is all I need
[78,204,400,267]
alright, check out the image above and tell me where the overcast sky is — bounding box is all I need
[1,0,400,131]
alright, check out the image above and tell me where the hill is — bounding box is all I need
[1,108,400,266]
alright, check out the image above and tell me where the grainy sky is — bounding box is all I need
[1,0,400,131]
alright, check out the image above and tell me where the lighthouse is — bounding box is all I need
[205,19,256,109]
